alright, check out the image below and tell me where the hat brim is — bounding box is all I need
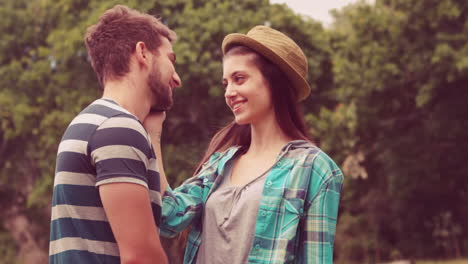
[222,33,311,101]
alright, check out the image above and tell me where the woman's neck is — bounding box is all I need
[246,114,292,157]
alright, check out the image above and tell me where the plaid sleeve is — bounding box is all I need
[298,152,344,263]
[159,176,205,238]
[159,153,222,238]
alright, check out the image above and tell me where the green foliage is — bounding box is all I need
[0,230,17,264]
[1,0,467,262]
[0,0,331,261]
[328,0,468,262]
[151,0,331,186]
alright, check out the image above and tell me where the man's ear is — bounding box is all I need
[134,41,150,67]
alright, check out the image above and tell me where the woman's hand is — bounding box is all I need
[143,111,168,195]
[143,111,166,141]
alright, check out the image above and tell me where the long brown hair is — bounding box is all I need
[194,45,311,174]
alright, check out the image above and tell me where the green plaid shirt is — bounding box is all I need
[161,140,343,263]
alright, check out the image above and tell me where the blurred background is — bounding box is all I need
[0,0,467,263]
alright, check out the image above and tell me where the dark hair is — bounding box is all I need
[84,5,176,88]
[194,45,311,174]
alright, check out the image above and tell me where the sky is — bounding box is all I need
[269,0,372,26]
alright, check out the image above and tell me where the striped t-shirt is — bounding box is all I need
[49,98,162,263]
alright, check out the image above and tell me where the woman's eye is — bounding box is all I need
[234,76,245,82]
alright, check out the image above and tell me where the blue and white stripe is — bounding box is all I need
[50,98,162,263]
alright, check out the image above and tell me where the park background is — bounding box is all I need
[0,0,467,263]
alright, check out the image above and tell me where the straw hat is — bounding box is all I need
[222,25,311,101]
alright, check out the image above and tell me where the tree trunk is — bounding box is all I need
[3,205,48,264]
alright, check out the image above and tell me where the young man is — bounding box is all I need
[49,5,181,264]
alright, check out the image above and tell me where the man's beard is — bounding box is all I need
[148,68,173,111]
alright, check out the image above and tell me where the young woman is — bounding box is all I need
[159,26,344,264]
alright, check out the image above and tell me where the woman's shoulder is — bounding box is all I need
[286,140,343,181]
[197,145,242,174]
[285,141,343,203]
[210,145,241,162]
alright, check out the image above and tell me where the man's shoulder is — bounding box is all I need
[83,98,133,116]
[65,98,142,136]
[75,99,136,124]
[81,100,152,158]
[59,99,149,156]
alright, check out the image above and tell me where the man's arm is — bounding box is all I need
[100,183,168,264]
[90,115,169,264]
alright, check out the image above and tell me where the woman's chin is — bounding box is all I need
[234,116,249,125]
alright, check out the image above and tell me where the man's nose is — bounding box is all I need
[171,72,181,88]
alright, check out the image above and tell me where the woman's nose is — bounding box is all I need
[224,85,237,98]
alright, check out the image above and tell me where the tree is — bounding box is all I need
[0,0,332,262]
[322,0,468,262]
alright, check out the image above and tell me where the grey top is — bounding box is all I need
[196,158,269,264]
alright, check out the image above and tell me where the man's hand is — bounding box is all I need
[143,111,169,195]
